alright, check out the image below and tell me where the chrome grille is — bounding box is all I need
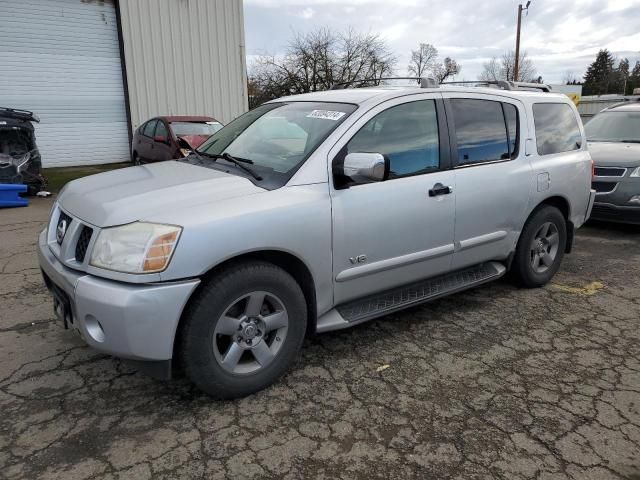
[48,205,97,270]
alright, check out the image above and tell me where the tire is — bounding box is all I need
[132,152,141,166]
[179,261,307,399]
[511,205,567,288]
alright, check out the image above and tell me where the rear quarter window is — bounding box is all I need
[533,103,582,155]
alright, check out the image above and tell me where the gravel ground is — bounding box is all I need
[1,197,639,480]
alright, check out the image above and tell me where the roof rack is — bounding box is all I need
[330,77,439,90]
[440,80,552,92]
[328,78,552,93]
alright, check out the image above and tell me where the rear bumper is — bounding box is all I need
[38,230,200,361]
[590,202,640,225]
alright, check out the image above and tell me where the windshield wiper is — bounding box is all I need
[196,151,263,181]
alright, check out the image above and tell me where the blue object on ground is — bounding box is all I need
[0,183,28,208]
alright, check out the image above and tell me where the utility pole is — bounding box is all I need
[514,1,531,82]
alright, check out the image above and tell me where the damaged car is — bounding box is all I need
[132,116,223,165]
[0,107,45,194]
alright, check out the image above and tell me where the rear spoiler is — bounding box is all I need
[0,107,40,123]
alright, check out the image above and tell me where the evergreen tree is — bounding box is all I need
[629,61,640,95]
[583,49,615,95]
[615,58,630,94]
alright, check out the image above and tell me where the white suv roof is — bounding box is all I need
[274,83,567,106]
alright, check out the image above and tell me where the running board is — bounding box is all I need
[316,262,506,333]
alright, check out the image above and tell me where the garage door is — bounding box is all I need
[0,0,130,167]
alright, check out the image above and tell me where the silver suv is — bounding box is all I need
[38,80,596,398]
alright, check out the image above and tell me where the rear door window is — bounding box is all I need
[503,103,519,158]
[450,99,510,165]
[533,103,582,155]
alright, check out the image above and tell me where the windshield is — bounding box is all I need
[585,111,640,142]
[171,121,223,136]
[196,102,357,184]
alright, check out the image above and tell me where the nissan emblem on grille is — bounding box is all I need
[56,218,68,244]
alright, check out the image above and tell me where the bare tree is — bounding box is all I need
[434,57,461,82]
[407,43,438,78]
[562,70,579,84]
[479,50,537,82]
[248,27,396,108]
[407,43,461,82]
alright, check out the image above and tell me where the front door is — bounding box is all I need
[138,119,157,162]
[330,96,456,305]
[442,94,532,270]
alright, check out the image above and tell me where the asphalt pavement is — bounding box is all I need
[1,197,639,479]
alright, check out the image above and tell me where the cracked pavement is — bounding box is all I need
[1,197,639,479]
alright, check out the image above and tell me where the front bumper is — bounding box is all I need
[38,230,200,361]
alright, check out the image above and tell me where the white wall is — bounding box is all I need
[118,0,248,129]
[0,0,130,167]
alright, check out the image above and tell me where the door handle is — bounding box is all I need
[428,183,453,197]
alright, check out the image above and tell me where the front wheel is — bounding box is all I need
[511,205,567,288]
[179,262,307,398]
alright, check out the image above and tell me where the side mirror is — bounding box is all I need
[342,153,387,183]
[153,135,167,143]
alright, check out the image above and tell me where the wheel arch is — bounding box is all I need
[174,249,318,361]
[529,195,574,253]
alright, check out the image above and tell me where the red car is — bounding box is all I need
[131,116,223,165]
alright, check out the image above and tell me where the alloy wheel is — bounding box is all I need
[212,291,289,375]
[529,221,560,274]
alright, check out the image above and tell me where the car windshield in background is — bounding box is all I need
[171,121,223,136]
[585,111,640,142]
[196,102,357,183]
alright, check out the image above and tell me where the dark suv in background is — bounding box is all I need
[132,116,223,165]
[586,102,640,224]
[0,107,45,194]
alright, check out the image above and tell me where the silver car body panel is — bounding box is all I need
[38,230,199,360]
[39,85,594,362]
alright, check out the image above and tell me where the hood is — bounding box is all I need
[177,134,210,149]
[59,161,266,227]
[588,142,640,168]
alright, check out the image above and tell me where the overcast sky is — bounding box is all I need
[243,0,640,84]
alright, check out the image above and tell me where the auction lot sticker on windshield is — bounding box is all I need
[307,110,346,121]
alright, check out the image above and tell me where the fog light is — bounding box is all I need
[85,314,105,343]
[629,195,640,205]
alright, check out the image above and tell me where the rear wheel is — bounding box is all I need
[179,262,307,398]
[511,205,567,288]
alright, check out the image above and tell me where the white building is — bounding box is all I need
[0,0,248,167]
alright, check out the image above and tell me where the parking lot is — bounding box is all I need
[1,197,639,480]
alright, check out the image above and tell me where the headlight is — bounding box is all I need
[89,222,182,274]
[630,167,640,177]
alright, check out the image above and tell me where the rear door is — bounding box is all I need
[442,93,532,270]
[330,95,456,304]
[150,120,174,161]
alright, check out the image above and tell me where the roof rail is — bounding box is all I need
[330,77,438,90]
[440,80,552,92]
